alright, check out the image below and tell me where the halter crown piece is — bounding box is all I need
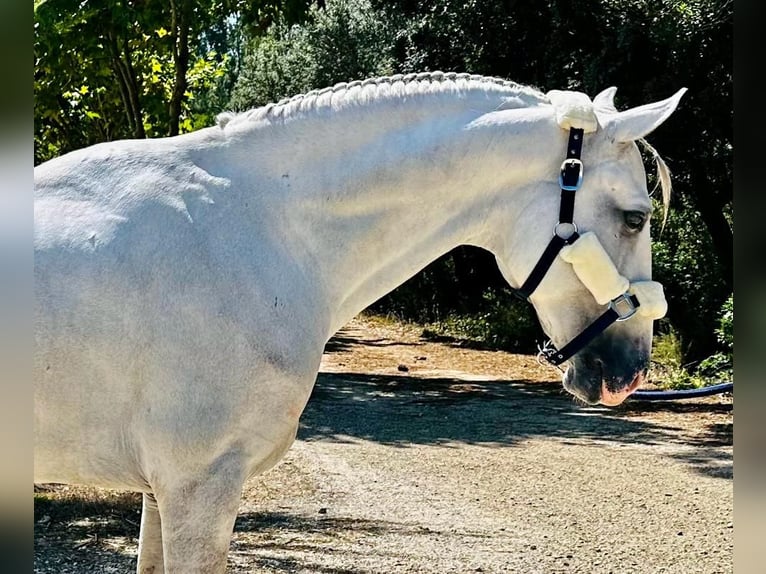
[515,90,668,366]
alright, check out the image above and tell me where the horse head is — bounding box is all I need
[493,86,686,406]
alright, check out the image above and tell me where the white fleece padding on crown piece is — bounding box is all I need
[546,90,599,133]
[629,281,668,320]
[559,232,630,305]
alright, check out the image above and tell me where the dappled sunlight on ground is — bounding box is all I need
[34,314,732,573]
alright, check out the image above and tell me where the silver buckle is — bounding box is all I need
[609,293,639,321]
[559,158,583,191]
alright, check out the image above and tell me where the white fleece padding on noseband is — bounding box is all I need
[628,281,668,320]
[546,90,599,133]
[558,232,667,319]
[559,232,629,304]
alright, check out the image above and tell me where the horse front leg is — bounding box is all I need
[153,452,247,574]
[137,492,164,574]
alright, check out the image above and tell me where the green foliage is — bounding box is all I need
[305,0,397,87]
[696,294,734,382]
[649,329,707,390]
[696,352,731,381]
[229,0,397,111]
[34,0,733,377]
[372,0,554,80]
[422,290,544,353]
[715,294,733,351]
[140,46,231,135]
[34,0,124,162]
[650,196,729,360]
[650,294,733,389]
[33,0,308,163]
[228,26,316,109]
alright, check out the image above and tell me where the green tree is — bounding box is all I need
[34,0,150,160]
[36,0,733,369]
[365,0,732,361]
[34,0,317,164]
[229,0,397,111]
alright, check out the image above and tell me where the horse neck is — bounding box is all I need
[220,99,556,338]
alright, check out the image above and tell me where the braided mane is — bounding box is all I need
[217,71,548,128]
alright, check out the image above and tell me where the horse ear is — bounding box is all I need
[604,88,688,142]
[593,87,618,113]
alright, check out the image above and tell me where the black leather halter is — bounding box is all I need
[513,128,640,366]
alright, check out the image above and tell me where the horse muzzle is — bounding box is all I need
[561,342,649,406]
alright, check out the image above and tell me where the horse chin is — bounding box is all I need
[562,364,602,405]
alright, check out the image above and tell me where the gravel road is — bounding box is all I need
[35,316,733,573]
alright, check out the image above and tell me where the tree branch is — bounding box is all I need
[168,0,190,136]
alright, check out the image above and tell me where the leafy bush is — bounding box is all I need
[649,327,705,389]
[650,294,733,389]
[650,196,730,361]
[715,294,733,351]
[422,289,544,353]
[225,0,732,369]
[696,294,733,382]
[229,0,398,112]
[228,27,315,111]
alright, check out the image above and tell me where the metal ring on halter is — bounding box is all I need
[553,221,578,240]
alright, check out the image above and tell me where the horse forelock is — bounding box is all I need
[637,138,673,231]
[217,72,548,128]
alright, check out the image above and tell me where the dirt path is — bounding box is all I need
[35,315,733,573]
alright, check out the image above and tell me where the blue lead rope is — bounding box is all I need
[630,382,733,401]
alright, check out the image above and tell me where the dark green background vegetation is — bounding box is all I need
[34,0,733,388]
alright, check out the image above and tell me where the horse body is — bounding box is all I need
[34,73,685,572]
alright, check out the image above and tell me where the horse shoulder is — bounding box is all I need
[34,137,324,487]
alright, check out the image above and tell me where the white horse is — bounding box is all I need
[34,72,685,573]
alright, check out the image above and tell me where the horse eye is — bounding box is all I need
[623,210,646,231]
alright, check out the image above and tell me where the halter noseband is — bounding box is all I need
[513,125,666,366]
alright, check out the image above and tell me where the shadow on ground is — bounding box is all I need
[302,371,731,453]
[33,497,438,574]
[34,488,141,572]
[33,328,732,573]
[303,328,732,482]
[230,511,454,574]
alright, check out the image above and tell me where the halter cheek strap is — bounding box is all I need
[515,128,584,300]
